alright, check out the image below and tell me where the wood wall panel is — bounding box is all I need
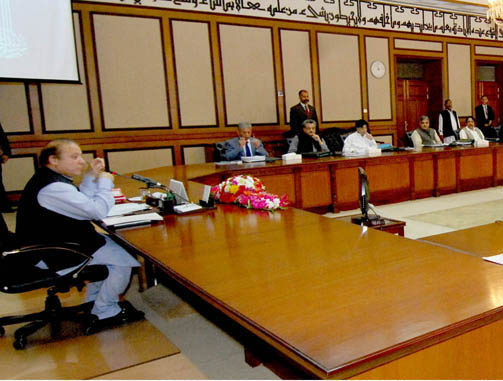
[219,24,277,125]
[106,148,173,175]
[448,44,471,116]
[41,13,92,132]
[280,30,312,124]
[93,14,170,129]
[0,83,30,133]
[3,156,37,191]
[365,37,391,121]
[317,33,361,122]
[475,46,503,56]
[172,20,216,127]
[300,170,331,208]
[394,39,442,51]
[182,146,207,165]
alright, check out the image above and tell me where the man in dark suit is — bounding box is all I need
[0,122,13,212]
[475,95,497,138]
[289,89,319,135]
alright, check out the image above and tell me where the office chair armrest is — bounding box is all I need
[2,242,93,277]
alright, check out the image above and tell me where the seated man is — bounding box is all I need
[287,119,329,153]
[342,119,378,156]
[459,116,486,142]
[224,122,269,160]
[411,115,442,147]
[16,139,144,331]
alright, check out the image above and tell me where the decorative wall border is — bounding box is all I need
[81,0,499,40]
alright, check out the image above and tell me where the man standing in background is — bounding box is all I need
[438,99,461,144]
[475,95,497,138]
[0,122,13,213]
[289,89,319,135]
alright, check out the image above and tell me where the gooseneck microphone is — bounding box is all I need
[111,171,167,189]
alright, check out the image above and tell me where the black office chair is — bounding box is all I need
[213,141,227,161]
[0,219,108,350]
[405,131,414,147]
[321,127,354,153]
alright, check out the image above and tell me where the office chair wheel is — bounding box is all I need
[84,315,99,336]
[13,336,27,350]
[0,326,5,337]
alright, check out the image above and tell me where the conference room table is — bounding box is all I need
[107,162,503,379]
[174,143,503,213]
[421,221,503,258]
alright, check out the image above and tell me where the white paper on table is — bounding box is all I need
[102,212,163,226]
[107,203,150,217]
[482,254,503,265]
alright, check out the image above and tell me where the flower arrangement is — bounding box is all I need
[211,175,289,211]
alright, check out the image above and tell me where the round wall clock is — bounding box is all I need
[370,60,386,79]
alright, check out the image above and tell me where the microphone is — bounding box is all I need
[111,171,167,189]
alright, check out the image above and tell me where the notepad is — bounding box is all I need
[482,254,503,265]
[107,203,150,217]
[102,212,163,227]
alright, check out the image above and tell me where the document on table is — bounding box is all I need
[482,254,503,265]
[102,212,163,227]
[107,203,150,217]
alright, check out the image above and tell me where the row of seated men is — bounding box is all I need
[221,118,377,160]
[220,89,494,160]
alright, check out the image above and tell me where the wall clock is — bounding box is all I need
[370,60,386,79]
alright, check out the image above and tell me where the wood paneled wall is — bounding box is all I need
[2,1,503,191]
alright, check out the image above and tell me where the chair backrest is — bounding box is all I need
[0,214,16,253]
[405,131,414,147]
[320,127,345,153]
[213,142,227,161]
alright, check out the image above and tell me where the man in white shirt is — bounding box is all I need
[342,119,378,156]
[460,116,486,142]
[438,99,461,144]
[16,139,144,332]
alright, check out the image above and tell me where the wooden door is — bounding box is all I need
[478,81,501,126]
[397,79,429,143]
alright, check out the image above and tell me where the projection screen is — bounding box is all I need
[0,0,79,82]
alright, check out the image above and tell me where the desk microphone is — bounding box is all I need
[111,171,166,189]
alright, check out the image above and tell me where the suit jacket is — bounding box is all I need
[289,103,319,135]
[224,137,269,160]
[475,104,495,128]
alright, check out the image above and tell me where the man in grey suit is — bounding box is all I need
[224,122,269,160]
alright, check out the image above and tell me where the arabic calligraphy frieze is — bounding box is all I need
[81,0,501,40]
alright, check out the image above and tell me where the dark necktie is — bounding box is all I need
[305,105,310,118]
[245,142,252,157]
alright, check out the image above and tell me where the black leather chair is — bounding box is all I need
[0,218,108,349]
[213,141,227,161]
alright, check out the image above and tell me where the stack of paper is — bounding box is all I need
[102,212,163,228]
[107,203,150,217]
[482,254,503,265]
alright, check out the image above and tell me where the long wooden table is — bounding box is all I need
[108,166,503,379]
[182,144,503,212]
[421,222,503,258]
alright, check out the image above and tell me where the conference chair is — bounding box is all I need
[0,220,108,350]
[213,141,227,161]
